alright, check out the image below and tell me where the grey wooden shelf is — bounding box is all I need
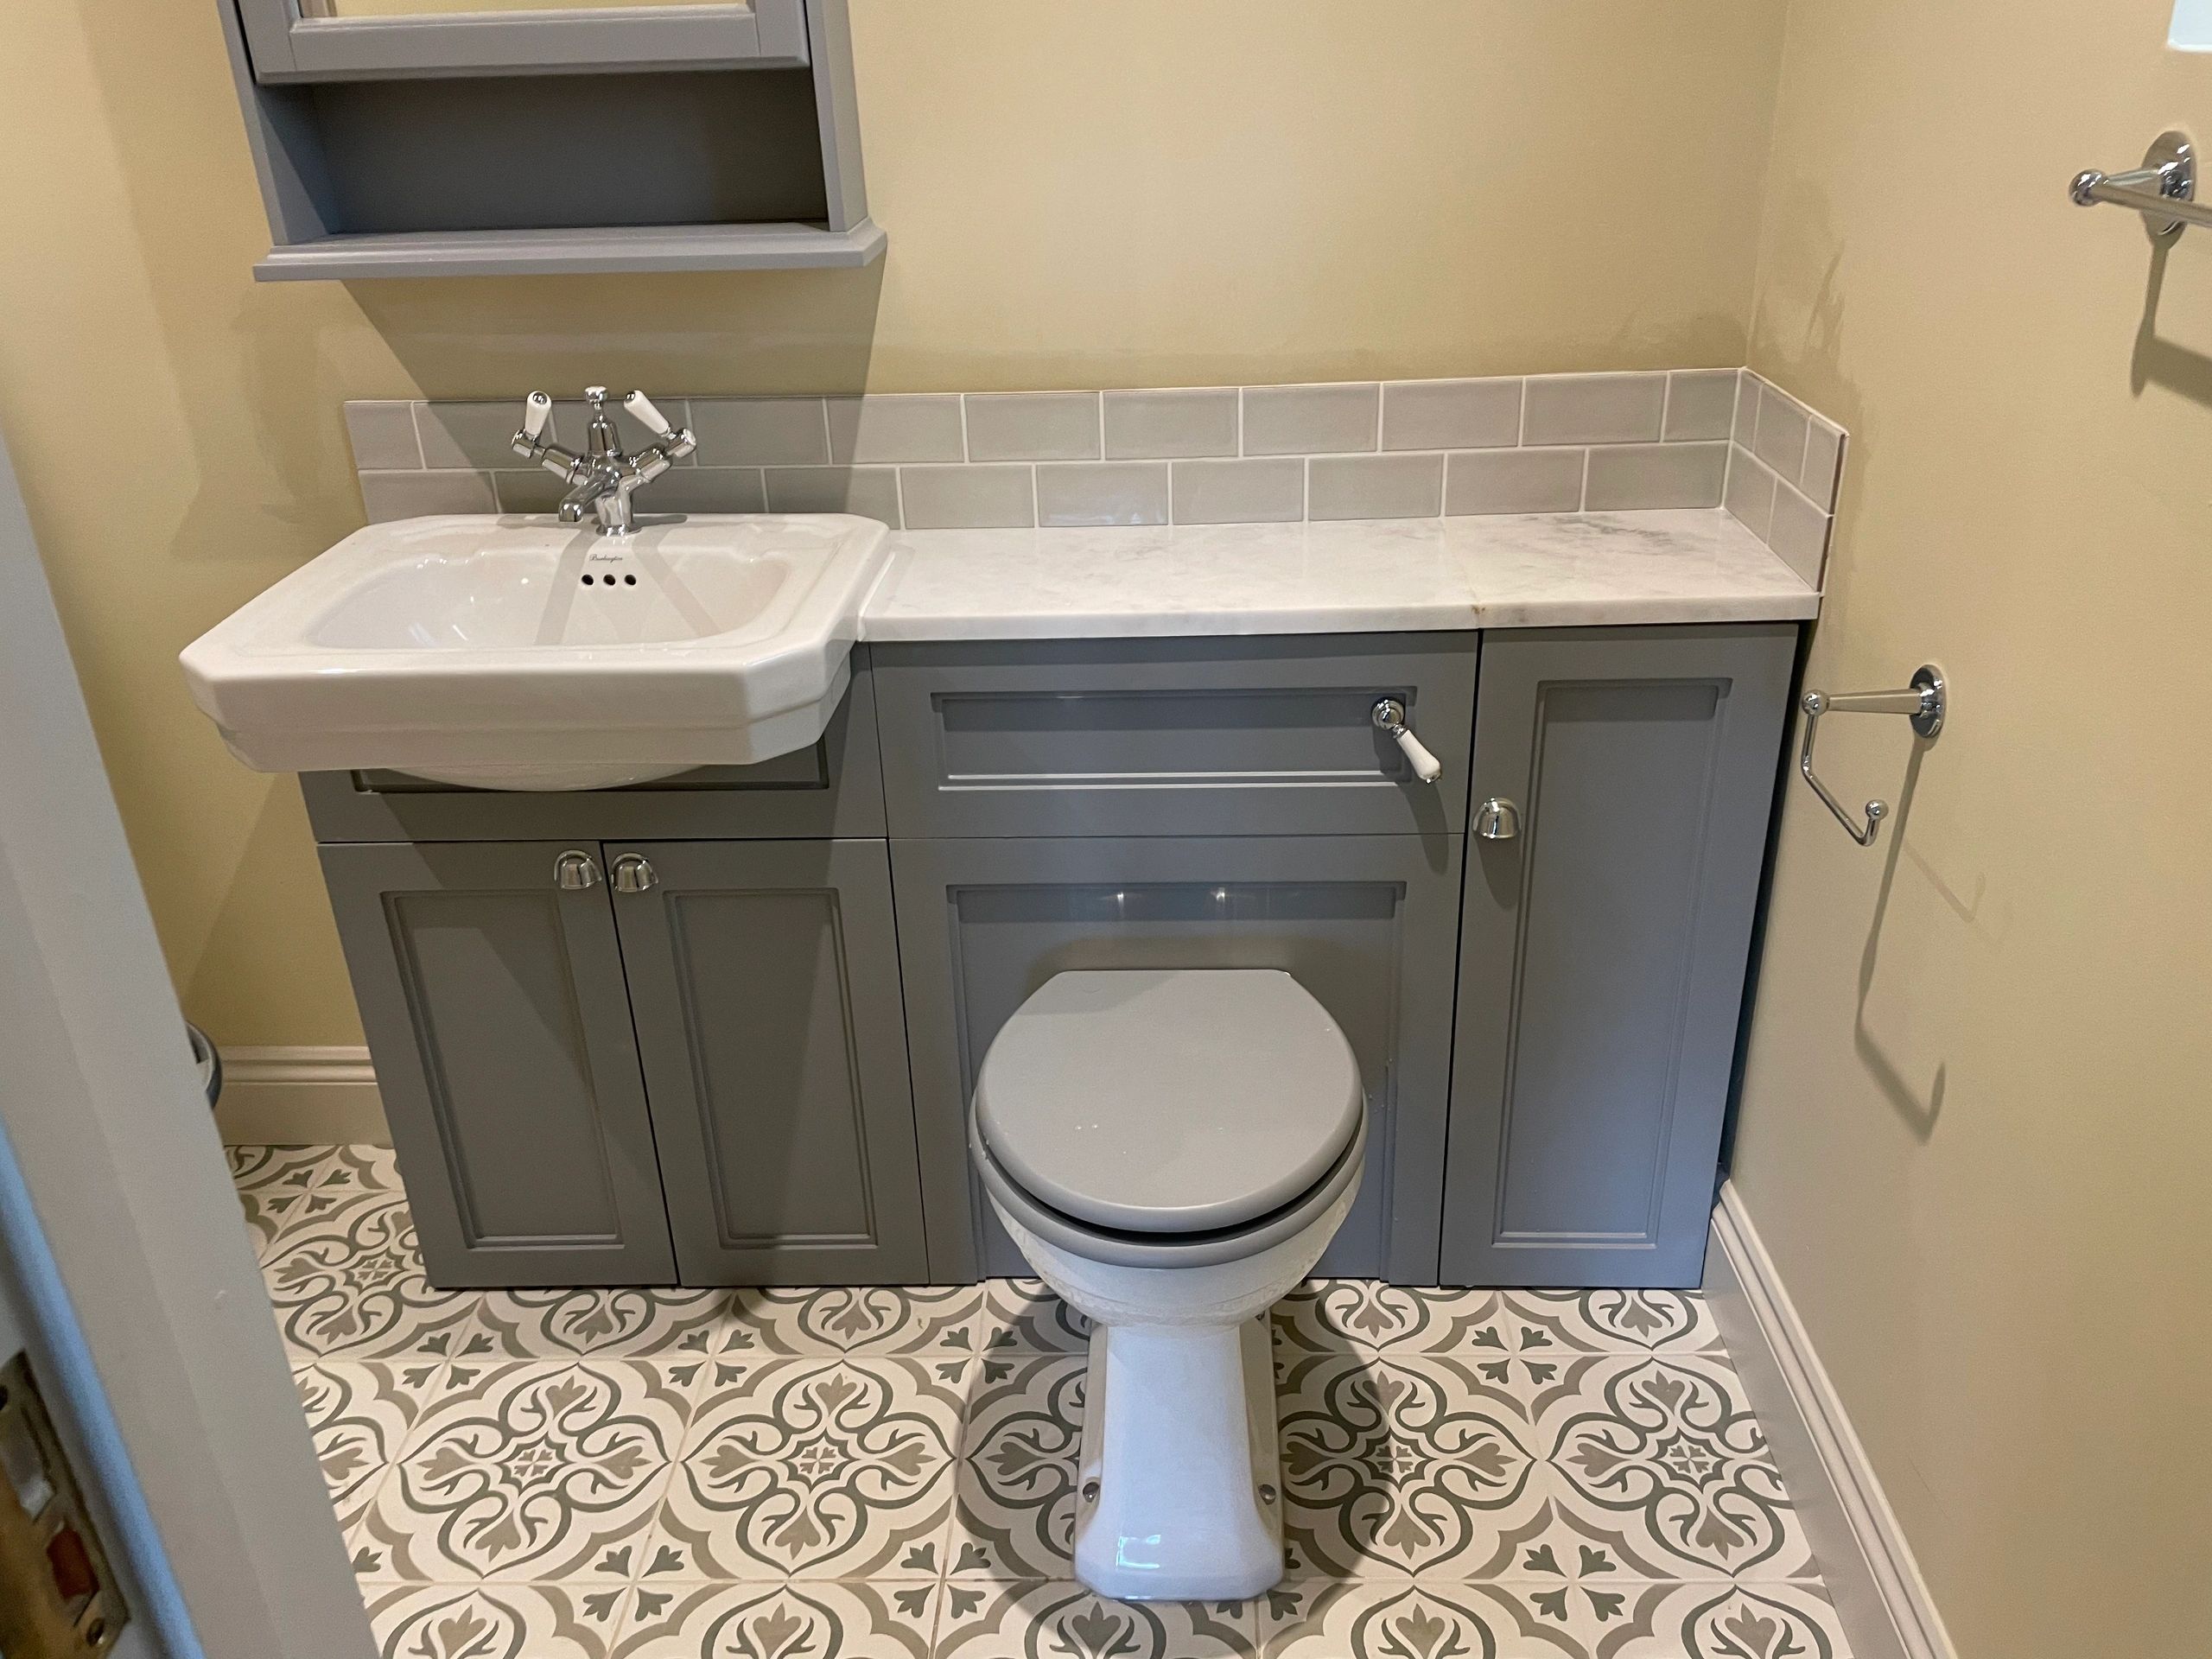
[215,0,875,282]
[254,219,886,282]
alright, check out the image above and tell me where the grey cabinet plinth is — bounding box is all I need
[607,839,929,1286]
[1442,625,1796,1288]
[890,835,1465,1284]
[319,841,677,1287]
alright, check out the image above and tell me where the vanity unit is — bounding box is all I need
[291,514,1809,1294]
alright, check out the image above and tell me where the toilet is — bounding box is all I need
[969,968,1367,1602]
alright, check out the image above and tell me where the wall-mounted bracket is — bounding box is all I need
[2071,130,2206,238]
[1797,664,1946,847]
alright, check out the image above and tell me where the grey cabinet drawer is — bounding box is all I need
[301,650,886,842]
[873,635,1475,838]
[890,833,1464,1284]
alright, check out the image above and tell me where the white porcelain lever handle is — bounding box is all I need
[623,390,675,439]
[1370,697,1443,785]
[522,391,553,442]
[1393,726,1443,784]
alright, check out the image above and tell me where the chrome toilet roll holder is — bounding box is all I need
[1797,665,1947,847]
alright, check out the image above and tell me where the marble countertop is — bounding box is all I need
[856,510,1821,642]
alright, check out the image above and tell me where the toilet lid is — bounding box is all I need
[973,969,1363,1235]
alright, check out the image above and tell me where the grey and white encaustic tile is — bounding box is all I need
[229,1152,1851,1657]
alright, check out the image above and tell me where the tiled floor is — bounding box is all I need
[231,1144,1853,1659]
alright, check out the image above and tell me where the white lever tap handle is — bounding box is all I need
[521,391,553,442]
[623,390,675,439]
[1393,725,1443,785]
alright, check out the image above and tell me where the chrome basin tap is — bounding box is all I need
[510,385,697,535]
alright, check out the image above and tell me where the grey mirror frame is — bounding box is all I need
[230,0,808,83]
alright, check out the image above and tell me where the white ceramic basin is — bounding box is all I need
[181,514,889,790]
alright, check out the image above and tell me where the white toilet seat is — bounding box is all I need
[971,1105,1369,1268]
[972,968,1364,1236]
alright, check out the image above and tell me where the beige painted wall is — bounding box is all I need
[1736,2,2212,1654]
[0,0,1786,1046]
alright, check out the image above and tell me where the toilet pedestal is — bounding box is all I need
[1074,1316,1283,1601]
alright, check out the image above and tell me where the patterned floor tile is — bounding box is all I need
[261,1196,488,1363]
[976,1280,1090,1356]
[1275,1355,1548,1580]
[1273,1284,1726,1364]
[945,1355,1086,1580]
[357,1361,695,1583]
[295,1361,443,1534]
[1273,1282,1510,1358]
[232,1151,1849,1659]
[935,1583,1256,1659]
[719,1287,989,1357]
[361,1581,629,1659]
[321,1142,408,1205]
[611,1580,939,1658]
[1257,1577,1853,1659]
[471,1287,741,1361]
[1535,1357,1815,1581]
[229,1145,345,1257]
[1506,1290,1727,1357]
[651,1357,964,1580]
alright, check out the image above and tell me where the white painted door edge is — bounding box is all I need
[215,1045,389,1146]
[0,427,376,1656]
[1705,1182,1958,1659]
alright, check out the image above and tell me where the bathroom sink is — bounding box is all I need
[181,513,889,790]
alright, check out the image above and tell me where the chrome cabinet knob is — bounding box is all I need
[1475,798,1522,840]
[554,850,601,891]
[612,854,658,894]
[1370,697,1444,785]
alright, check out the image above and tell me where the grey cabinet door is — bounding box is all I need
[607,839,929,1286]
[1443,625,1796,1288]
[319,841,677,1288]
[892,835,1464,1284]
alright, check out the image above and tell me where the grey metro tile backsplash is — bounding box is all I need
[1036,461,1169,527]
[346,371,1843,553]
[688,397,832,468]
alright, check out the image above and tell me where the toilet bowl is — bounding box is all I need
[969,969,1367,1602]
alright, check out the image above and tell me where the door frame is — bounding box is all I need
[0,430,372,1656]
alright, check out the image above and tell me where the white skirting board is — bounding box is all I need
[1703,1181,1958,1659]
[213,1046,391,1147]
